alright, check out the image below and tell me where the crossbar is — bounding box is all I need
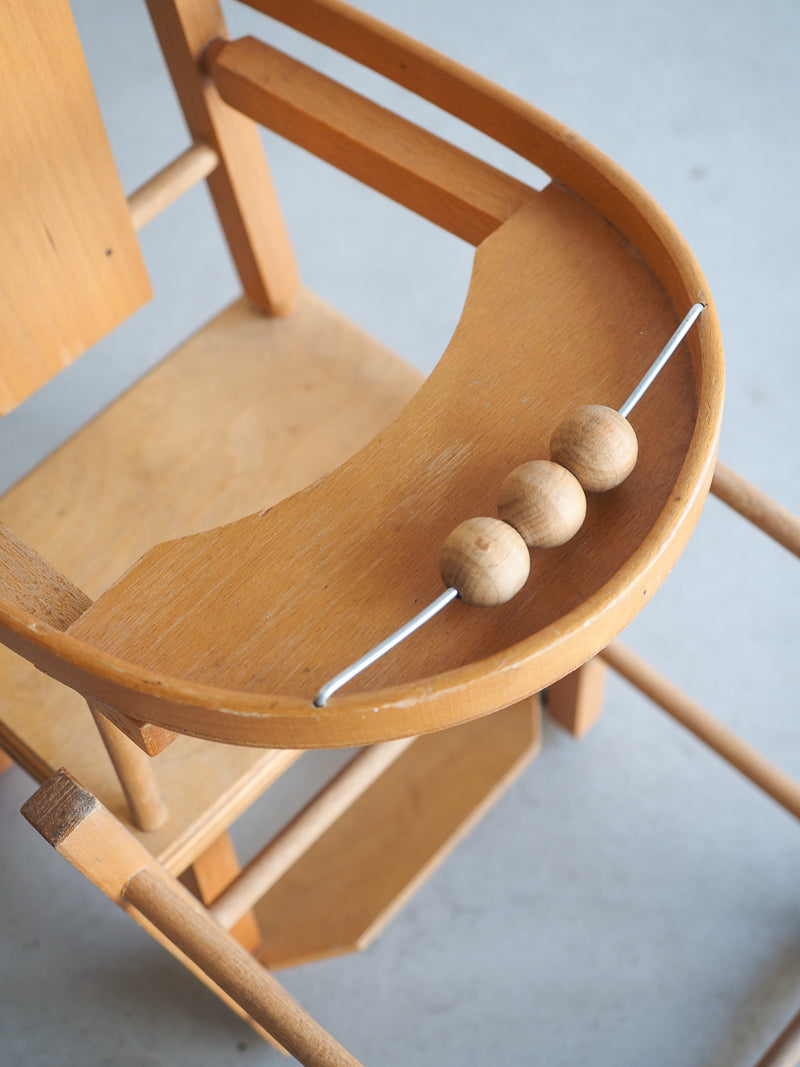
[601,640,800,821]
[205,36,536,245]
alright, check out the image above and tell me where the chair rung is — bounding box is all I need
[601,640,800,820]
[210,736,415,929]
[127,142,219,230]
[712,461,800,559]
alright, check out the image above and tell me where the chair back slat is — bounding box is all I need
[0,0,151,414]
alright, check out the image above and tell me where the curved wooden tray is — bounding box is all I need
[1,47,724,747]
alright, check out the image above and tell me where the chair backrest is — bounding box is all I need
[0,0,151,413]
[0,0,725,752]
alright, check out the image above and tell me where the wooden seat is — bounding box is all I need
[0,290,420,860]
[5,0,800,1063]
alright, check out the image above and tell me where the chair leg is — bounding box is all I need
[547,656,606,737]
[21,770,362,1066]
[88,700,168,832]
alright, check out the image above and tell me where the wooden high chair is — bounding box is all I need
[2,0,799,1063]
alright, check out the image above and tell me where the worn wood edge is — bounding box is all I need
[91,697,178,756]
[19,770,295,1050]
[21,769,98,847]
[128,142,220,230]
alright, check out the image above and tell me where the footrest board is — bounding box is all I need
[254,696,541,968]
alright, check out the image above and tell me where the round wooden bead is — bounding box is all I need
[439,516,530,607]
[497,460,587,548]
[549,404,638,492]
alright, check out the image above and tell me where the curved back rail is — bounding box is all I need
[0,3,724,749]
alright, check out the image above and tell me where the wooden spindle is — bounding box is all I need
[124,867,363,1066]
[600,641,800,821]
[128,142,219,230]
[211,737,414,929]
[88,699,168,831]
[712,461,800,560]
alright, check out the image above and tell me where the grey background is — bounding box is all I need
[1,1,799,1064]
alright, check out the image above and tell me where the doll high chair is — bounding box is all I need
[3,0,799,1063]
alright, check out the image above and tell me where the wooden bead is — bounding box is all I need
[497,460,586,548]
[439,517,530,607]
[549,404,638,492]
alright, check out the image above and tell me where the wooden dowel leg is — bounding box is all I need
[124,868,363,1066]
[711,461,800,559]
[600,641,800,821]
[23,771,361,1064]
[88,699,168,832]
[753,1005,800,1067]
[546,657,606,737]
[211,737,415,930]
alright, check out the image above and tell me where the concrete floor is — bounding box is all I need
[1,1,799,1063]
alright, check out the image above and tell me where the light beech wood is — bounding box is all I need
[547,657,606,737]
[128,142,220,230]
[550,405,638,492]
[211,737,415,930]
[239,0,714,305]
[22,773,360,1064]
[255,699,540,968]
[601,641,800,820]
[181,831,262,951]
[144,0,299,314]
[40,183,721,748]
[126,868,363,1066]
[206,36,537,245]
[0,0,150,414]
[0,523,166,827]
[88,699,168,832]
[498,461,587,549]
[712,461,800,559]
[0,292,419,866]
[439,517,530,607]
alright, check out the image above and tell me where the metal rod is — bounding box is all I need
[618,302,705,418]
[313,587,458,706]
[313,304,706,707]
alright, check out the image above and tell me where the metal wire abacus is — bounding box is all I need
[314,303,705,707]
